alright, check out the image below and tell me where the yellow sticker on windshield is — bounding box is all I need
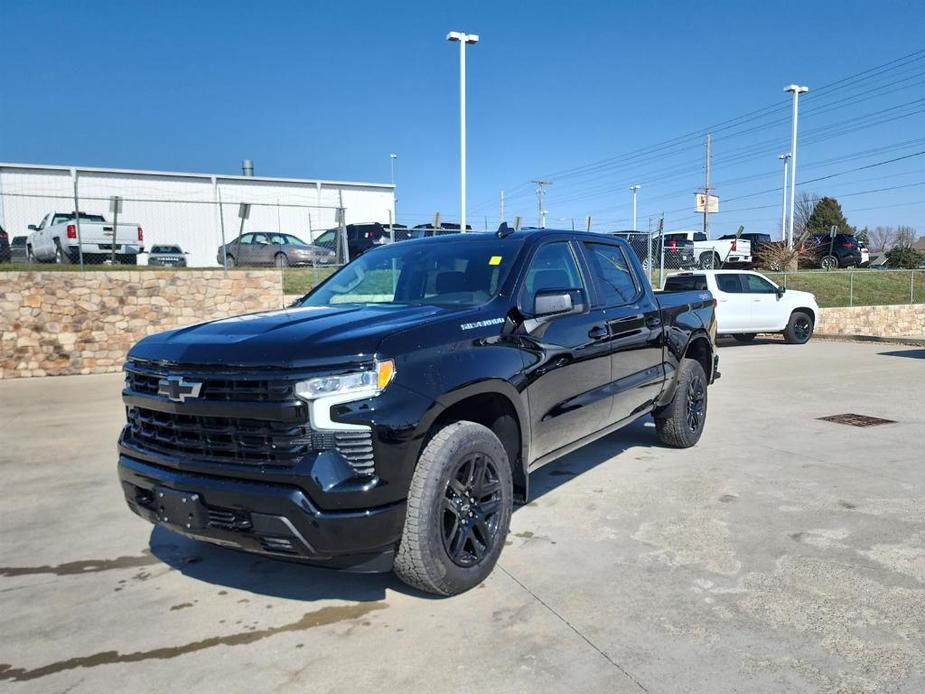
[489,255,502,266]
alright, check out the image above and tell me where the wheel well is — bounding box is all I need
[685,335,713,380]
[431,393,525,502]
[792,307,816,324]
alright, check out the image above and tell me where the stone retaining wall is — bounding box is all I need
[817,304,925,338]
[1,270,283,378]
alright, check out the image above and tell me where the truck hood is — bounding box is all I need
[128,303,451,369]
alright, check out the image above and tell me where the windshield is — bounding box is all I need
[300,238,524,308]
[151,245,181,254]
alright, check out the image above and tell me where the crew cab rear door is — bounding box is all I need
[711,273,751,331]
[518,239,614,462]
[580,241,664,420]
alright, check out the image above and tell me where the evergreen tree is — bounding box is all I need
[805,197,856,236]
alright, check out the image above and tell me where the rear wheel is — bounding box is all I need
[394,421,513,596]
[733,333,757,342]
[820,255,838,271]
[655,358,708,448]
[700,252,720,269]
[784,311,814,344]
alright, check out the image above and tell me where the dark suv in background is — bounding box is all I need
[802,233,862,270]
[313,223,392,260]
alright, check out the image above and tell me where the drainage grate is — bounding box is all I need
[817,413,897,427]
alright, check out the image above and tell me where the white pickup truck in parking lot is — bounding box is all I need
[663,270,819,344]
[27,211,144,264]
[662,230,752,269]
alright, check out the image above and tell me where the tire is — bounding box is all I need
[54,243,71,265]
[733,333,757,342]
[118,254,138,266]
[274,253,290,268]
[26,245,36,263]
[820,255,838,271]
[225,254,236,267]
[393,421,513,596]
[783,311,814,344]
[655,358,708,449]
[700,252,720,270]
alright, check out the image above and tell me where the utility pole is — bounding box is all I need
[629,184,641,231]
[389,153,398,224]
[531,179,552,228]
[500,190,505,223]
[447,31,479,233]
[785,84,809,247]
[778,153,791,242]
[702,133,712,238]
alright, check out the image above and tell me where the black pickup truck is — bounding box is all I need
[118,228,719,595]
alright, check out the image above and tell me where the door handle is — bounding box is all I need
[646,316,662,328]
[588,325,607,339]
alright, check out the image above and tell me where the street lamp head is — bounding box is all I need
[447,31,479,43]
[778,152,791,161]
[389,153,398,160]
[784,84,809,94]
[629,184,641,192]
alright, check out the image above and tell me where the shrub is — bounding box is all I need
[885,246,923,269]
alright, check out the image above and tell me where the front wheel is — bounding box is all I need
[274,253,289,268]
[655,357,708,448]
[394,421,513,596]
[784,311,814,344]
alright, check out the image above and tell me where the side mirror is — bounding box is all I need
[534,290,576,318]
[776,286,786,298]
[28,225,36,231]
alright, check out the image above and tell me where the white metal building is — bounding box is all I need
[0,163,395,267]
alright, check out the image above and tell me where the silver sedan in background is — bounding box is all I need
[217,232,336,267]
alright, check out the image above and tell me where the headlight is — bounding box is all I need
[294,359,395,401]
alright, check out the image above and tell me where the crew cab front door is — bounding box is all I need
[741,273,785,331]
[581,241,665,420]
[519,240,613,463]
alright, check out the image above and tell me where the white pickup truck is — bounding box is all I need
[662,230,751,269]
[663,270,819,344]
[26,212,144,264]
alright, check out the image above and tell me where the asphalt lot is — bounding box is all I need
[1,340,923,693]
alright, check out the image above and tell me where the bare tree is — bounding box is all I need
[794,192,820,240]
[894,225,918,248]
[869,225,896,252]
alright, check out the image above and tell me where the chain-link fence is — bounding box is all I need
[608,231,701,288]
[0,166,395,275]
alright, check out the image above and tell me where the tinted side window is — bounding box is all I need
[715,274,743,293]
[664,274,707,291]
[238,234,255,244]
[742,274,777,293]
[521,242,585,311]
[583,243,639,306]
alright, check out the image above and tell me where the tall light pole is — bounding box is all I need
[531,179,552,227]
[447,31,479,232]
[785,84,809,247]
[629,184,641,231]
[778,153,791,242]
[389,153,398,224]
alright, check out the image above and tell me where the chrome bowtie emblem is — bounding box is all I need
[158,375,203,403]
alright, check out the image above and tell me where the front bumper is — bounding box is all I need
[119,454,406,571]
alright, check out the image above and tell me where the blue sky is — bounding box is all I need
[1,0,923,237]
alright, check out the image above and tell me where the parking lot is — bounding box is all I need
[1,339,923,693]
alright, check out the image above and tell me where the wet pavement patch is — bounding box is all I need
[0,602,388,682]
[0,551,161,577]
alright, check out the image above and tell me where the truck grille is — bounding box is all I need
[126,407,376,475]
[127,407,314,466]
[125,366,292,402]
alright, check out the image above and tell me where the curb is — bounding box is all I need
[813,333,925,347]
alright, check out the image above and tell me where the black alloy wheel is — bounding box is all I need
[442,454,503,567]
[686,375,706,433]
[793,315,812,342]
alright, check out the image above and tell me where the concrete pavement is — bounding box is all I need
[1,340,923,693]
